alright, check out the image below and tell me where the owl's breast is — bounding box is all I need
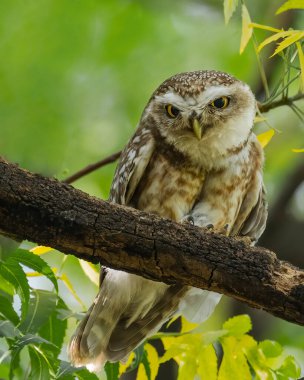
[131,152,205,222]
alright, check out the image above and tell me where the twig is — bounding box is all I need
[258,92,304,113]
[62,151,121,184]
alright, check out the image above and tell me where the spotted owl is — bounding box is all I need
[69,70,267,371]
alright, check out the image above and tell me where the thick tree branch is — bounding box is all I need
[1,157,304,325]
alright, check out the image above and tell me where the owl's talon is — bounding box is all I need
[206,224,214,229]
[182,215,195,225]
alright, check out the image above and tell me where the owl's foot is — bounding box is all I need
[203,223,229,236]
[181,215,195,226]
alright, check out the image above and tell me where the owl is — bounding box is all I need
[69,70,267,371]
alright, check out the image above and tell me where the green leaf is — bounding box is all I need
[276,0,304,14]
[0,364,9,379]
[55,361,77,378]
[223,0,238,24]
[0,319,21,338]
[141,349,151,380]
[55,361,99,379]
[28,346,52,380]
[19,289,58,334]
[0,260,29,320]
[9,346,21,380]
[0,274,15,296]
[75,369,100,380]
[218,336,252,380]
[259,340,283,358]
[10,249,58,292]
[105,362,120,380]
[39,297,68,359]
[222,315,252,337]
[244,338,275,379]
[12,334,55,351]
[0,294,20,325]
[197,344,218,380]
[276,356,301,379]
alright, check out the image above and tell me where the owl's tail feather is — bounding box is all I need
[68,270,187,372]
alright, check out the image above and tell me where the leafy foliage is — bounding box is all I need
[0,248,97,379]
[117,316,301,380]
[1,246,300,379]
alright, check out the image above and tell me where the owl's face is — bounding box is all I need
[143,71,256,166]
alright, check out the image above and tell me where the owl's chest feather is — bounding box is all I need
[132,152,204,222]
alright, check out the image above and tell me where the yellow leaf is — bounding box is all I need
[197,345,218,380]
[292,148,304,153]
[26,271,43,277]
[218,336,252,380]
[257,30,292,52]
[296,41,304,91]
[240,4,253,54]
[145,343,160,380]
[250,23,281,33]
[119,352,135,376]
[257,129,275,148]
[137,363,148,380]
[272,31,304,56]
[276,0,304,14]
[181,316,198,333]
[223,0,238,24]
[78,259,99,286]
[59,273,86,308]
[30,246,53,255]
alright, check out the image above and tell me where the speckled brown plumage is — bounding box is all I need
[69,70,268,372]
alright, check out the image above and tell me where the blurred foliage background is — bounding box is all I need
[0,0,303,379]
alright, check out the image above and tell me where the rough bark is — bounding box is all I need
[1,156,304,325]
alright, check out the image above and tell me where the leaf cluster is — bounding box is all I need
[0,247,99,379]
[116,316,301,380]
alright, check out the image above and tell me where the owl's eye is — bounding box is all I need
[210,96,230,109]
[165,104,180,118]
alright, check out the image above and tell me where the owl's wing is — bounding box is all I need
[109,126,155,205]
[239,184,268,243]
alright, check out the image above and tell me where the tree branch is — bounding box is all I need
[62,151,121,184]
[1,156,304,325]
[258,92,304,113]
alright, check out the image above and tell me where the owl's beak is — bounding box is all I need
[192,118,203,140]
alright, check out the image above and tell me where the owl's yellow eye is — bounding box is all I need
[165,104,180,118]
[210,96,230,109]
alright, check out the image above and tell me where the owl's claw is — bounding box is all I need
[206,224,214,229]
[181,215,195,226]
[203,223,230,236]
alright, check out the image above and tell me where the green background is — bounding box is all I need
[0,0,303,377]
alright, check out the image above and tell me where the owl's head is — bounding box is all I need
[143,70,256,165]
